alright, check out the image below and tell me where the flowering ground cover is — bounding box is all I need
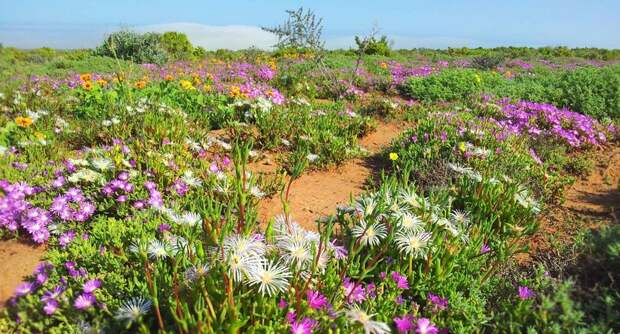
[0,47,619,333]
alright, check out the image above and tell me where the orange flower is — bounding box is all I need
[380,62,388,69]
[80,73,92,82]
[15,116,33,128]
[229,85,241,98]
[203,84,212,92]
[82,81,93,90]
[135,80,147,89]
[164,74,174,81]
[97,79,107,86]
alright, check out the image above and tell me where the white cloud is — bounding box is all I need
[135,22,277,50]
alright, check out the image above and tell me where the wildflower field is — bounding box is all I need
[1,32,620,333]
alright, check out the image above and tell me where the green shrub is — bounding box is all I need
[354,35,391,56]
[94,30,169,64]
[160,31,194,60]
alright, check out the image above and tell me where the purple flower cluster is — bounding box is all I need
[390,63,435,85]
[393,315,439,334]
[50,188,95,222]
[428,293,449,312]
[496,100,614,148]
[145,181,164,208]
[0,181,52,243]
[102,171,135,203]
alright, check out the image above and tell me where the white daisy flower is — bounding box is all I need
[184,264,210,283]
[345,307,391,334]
[398,212,423,231]
[250,185,265,198]
[352,220,387,247]
[91,158,114,171]
[306,153,319,162]
[147,240,171,260]
[395,230,432,258]
[247,261,291,296]
[114,297,152,323]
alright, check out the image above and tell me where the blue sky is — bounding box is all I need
[0,0,618,49]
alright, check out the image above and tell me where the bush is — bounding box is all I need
[354,35,391,56]
[160,31,194,60]
[94,30,169,64]
[471,54,503,70]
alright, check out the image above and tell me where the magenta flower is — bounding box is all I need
[74,293,96,310]
[394,315,414,333]
[480,244,491,254]
[82,279,102,293]
[428,293,448,311]
[416,318,438,334]
[290,317,317,334]
[43,299,59,315]
[14,282,34,297]
[391,271,409,289]
[518,286,535,300]
[306,290,327,309]
[278,299,288,308]
[343,277,366,303]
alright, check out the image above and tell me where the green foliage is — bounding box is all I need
[471,54,504,70]
[160,32,194,60]
[94,30,169,64]
[355,35,391,56]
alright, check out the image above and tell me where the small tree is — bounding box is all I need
[262,7,325,53]
[160,31,194,60]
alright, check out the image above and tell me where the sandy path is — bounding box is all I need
[0,240,45,307]
[257,122,404,230]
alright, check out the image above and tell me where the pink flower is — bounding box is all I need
[74,293,96,310]
[394,315,414,333]
[306,290,327,309]
[416,318,438,334]
[518,286,535,300]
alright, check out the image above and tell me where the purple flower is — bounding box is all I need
[278,299,288,308]
[391,271,409,289]
[74,293,96,310]
[416,318,438,334]
[518,286,535,300]
[480,244,491,254]
[428,293,448,311]
[394,315,414,333]
[290,317,317,334]
[307,290,327,310]
[82,279,102,293]
[59,230,76,248]
[158,223,171,233]
[343,278,366,303]
[43,299,59,315]
[14,282,34,297]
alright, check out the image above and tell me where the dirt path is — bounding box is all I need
[523,144,620,261]
[0,240,46,307]
[257,121,404,230]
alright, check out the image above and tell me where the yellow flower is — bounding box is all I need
[229,85,242,98]
[79,73,91,82]
[504,70,512,78]
[15,116,33,128]
[389,152,399,161]
[82,81,93,90]
[474,74,481,84]
[34,131,46,140]
[179,80,195,90]
[203,84,212,92]
[135,80,147,89]
[458,142,467,152]
[97,79,107,86]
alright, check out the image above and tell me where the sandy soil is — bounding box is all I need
[0,240,46,307]
[257,122,404,230]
